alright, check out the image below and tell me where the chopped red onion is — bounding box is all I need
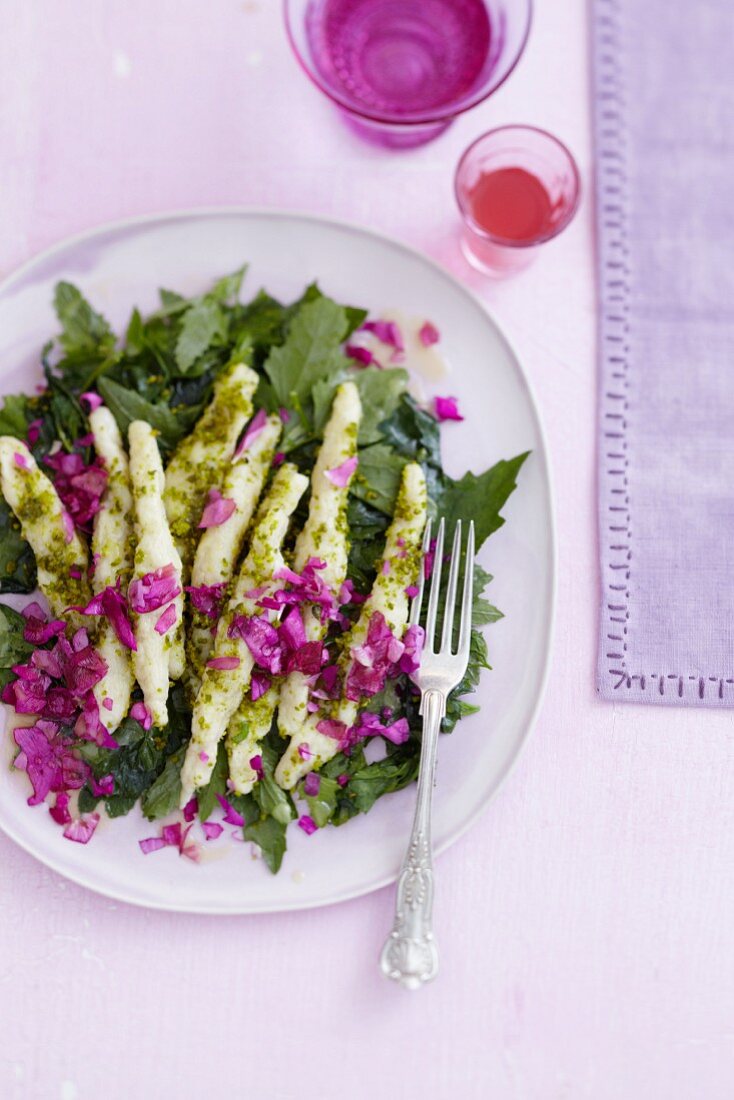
[49,791,72,826]
[325,455,358,488]
[154,603,177,635]
[80,391,103,412]
[233,408,268,460]
[198,488,236,528]
[206,655,241,671]
[216,794,244,826]
[185,582,227,620]
[345,344,375,367]
[361,320,404,352]
[129,564,181,613]
[73,579,137,650]
[433,395,464,422]
[303,772,320,797]
[63,812,100,844]
[419,321,440,347]
[130,701,153,731]
[139,836,167,854]
[297,814,317,836]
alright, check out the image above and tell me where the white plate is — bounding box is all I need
[0,209,554,913]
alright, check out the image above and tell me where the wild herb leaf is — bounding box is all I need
[264,297,348,408]
[98,377,200,451]
[436,453,530,550]
[53,282,115,357]
[175,299,228,373]
[141,751,184,820]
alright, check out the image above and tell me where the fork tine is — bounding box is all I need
[424,518,445,651]
[457,521,475,659]
[440,521,462,653]
[409,517,432,628]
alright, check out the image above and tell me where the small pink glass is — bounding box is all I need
[284,0,533,149]
[454,125,581,274]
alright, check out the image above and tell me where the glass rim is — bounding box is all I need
[282,0,534,128]
[454,124,581,249]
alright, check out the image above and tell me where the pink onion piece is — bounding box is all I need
[80,391,103,412]
[63,813,100,845]
[45,449,108,534]
[49,791,72,826]
[27,419,42,445]
[129,564,181,613]
[361,320,404,353]
[216,794,244,826]
[73,579,137,650]
[433,395,464,422]
[325,455,358,488]
[13,451,29,469]
[154,603,177,635]
[345,344,375,367]
[139,836,167,854]
[198,489,236,529]
[206,655,241,671]
[233,408,267,461]
[297,814,317,836]
[249,754,264,780]
[185,582,227,620]
[250,670,271,702]
[303,772,320,797]
[202,821,224,841]
[130,701,153,731]
[182,797,198,823]
[419,321,440,347]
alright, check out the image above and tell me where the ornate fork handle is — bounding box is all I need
[379,689,444,990]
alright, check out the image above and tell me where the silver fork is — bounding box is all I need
[379,517,475,990]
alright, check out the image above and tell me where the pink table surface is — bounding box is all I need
[2,3,734,1099]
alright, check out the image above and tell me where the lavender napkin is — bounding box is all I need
[594,0,734,705]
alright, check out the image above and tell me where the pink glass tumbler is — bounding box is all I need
[284,0,533,149]
[455,125,581,274]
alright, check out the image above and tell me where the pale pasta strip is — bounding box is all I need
[180,463,308,806]
[187,413,282,686]
[88,407,135,733]
[277,382,362,749]
[275,462,427,790]
[128,421,185,728]
[226,683,280,794]
[0,437,89,624]
[163,362,258,579]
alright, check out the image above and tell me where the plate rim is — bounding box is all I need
[0,206,557,914]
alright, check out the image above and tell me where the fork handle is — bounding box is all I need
[379,688,444,990]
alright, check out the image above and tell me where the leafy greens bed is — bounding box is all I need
[0,268,527,872]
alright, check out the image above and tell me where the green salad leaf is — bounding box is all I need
[0,603,33,689]
[0,499,37,594]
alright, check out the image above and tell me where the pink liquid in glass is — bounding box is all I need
[307,0,492,118]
